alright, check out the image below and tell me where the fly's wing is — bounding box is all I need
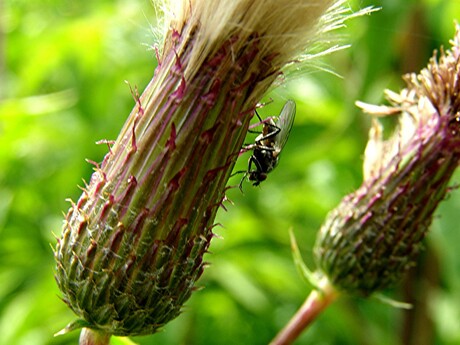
[274,100,296,152]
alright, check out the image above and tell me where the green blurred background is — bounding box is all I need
[2,0,460,344]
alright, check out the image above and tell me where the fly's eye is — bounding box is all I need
[248,172,259,181]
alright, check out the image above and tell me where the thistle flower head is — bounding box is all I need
[314,25,460,297]
[54,0,374,342]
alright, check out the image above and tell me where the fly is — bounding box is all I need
[236,100,296,188]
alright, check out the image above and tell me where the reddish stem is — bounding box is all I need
[270,280,339,345]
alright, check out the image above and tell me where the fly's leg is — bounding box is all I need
[237,171,248,193]
[241,142,276,155]
[238,155,258,192]
[239,143,257,155]
[233,154,262,192]
[255,123,280,145]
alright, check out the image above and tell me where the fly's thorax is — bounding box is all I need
[253,148,279,173]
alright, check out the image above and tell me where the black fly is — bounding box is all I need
[236,100,296,189]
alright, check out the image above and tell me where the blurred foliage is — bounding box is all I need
[1,0,460,344]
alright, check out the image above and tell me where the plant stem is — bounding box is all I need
[79,328,111,345]
[270,279,338,345]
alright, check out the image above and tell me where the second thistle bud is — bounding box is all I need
[314,26,460,297]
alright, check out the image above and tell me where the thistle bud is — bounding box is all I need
[314,25,460,297]
[54,0,366,342]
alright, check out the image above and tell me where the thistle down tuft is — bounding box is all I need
[315,25,460,297]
